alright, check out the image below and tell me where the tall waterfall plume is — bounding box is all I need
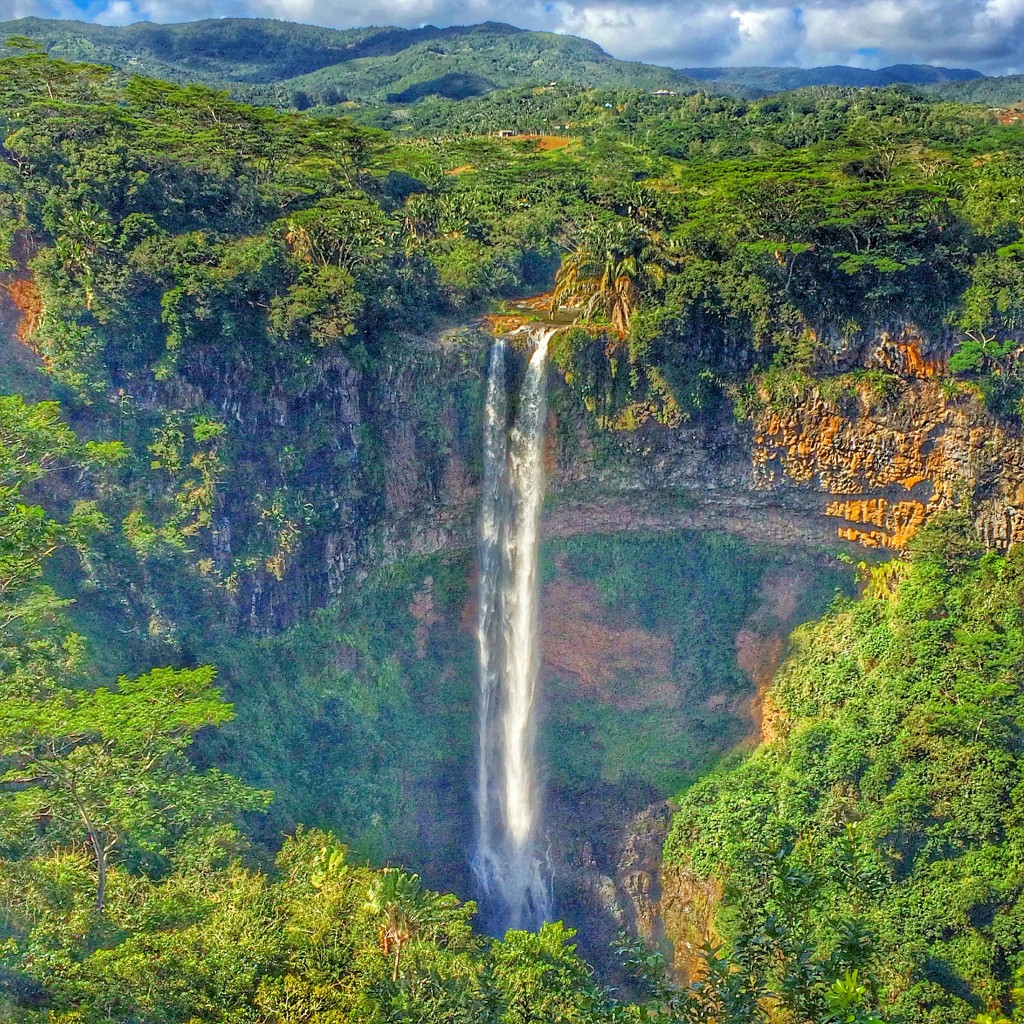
[472,326,555,932]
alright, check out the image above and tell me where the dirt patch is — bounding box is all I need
[525,134,572,151]
[734,566,814,739]
[1,276,44,346]
[540,577,677,711]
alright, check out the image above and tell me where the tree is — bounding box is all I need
[363,867,456,981]
[0,666,269,910]
[486,922,608,1024]
[553,221,667,336]
[0,397,124,694]
[52,202,115,311]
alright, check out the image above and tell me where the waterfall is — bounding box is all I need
[475,339,508,866]
[472,326,555,932]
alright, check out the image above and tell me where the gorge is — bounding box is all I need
[3,45,1024,1022]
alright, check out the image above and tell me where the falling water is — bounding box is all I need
[474,339,508,866]
[472,326,555,932]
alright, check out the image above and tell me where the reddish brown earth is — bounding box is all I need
[4,278,43,344]
[526,134,572,151]
[409,577,444,657]
[539,575,677,711]
[734,566,815,741]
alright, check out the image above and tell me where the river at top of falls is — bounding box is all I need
[472,325,556,934]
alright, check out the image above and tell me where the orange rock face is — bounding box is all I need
[1,277,43,345]
[825,498,928,549]
[871,330,945,378]
[753,378,1024,551]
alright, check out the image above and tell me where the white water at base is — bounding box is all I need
[472,327,555,932]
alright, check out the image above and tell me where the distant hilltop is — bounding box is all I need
[1,16,1020,107]
[682,63,984,95]
[0,17,697,104]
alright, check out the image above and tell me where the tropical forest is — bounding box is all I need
[1,13,1024,1024]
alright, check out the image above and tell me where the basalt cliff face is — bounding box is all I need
[3,266,1023,629]
[752,330,1024,552]
[551,325,1024,557]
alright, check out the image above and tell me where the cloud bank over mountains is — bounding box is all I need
[8,0,1024,74]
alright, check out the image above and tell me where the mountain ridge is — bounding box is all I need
[683,61,984,96]
[0,17,696,101]
[0,15,1005,107]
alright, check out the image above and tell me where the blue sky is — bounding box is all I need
[6,0,1024,74]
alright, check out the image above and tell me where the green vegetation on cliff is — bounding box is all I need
[667,518,1024,1023]
[0,390,863,1023]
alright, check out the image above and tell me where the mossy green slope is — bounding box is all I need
[667,519,1024,1023]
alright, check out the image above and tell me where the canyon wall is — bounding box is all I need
[8,273,1021,981]
[550,326,1024,557]
[753,329,1024,552]
[4,265,1023,630]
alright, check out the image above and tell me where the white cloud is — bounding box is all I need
[729,5,806,65]
[554,2,741,65]
[3,0,1024,73]
[2,0,81,17]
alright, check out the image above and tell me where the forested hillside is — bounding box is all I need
[5,16,1020,114]
[927,75,1024,107]
[0,18,700,107]
[3,34,1024,1023]
[667,517,1024,1024]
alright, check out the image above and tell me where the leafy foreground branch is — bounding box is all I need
[0,665,269,911]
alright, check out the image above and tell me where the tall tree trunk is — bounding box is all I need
[392,940,403,983]
[88,829,107,911]
[69,785,107,912]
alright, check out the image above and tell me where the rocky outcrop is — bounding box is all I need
[556,801,723,985]
[537,324,1024,556]
[752,378,1024,550]
[660,862,723,982]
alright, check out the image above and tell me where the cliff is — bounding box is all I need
[549,326,1024,557]
[4,266,1022,632]
[752,330,1024,551]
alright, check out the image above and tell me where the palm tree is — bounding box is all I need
[553,221,667,336]
[56,204,113,311]
[363,869,449,982]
